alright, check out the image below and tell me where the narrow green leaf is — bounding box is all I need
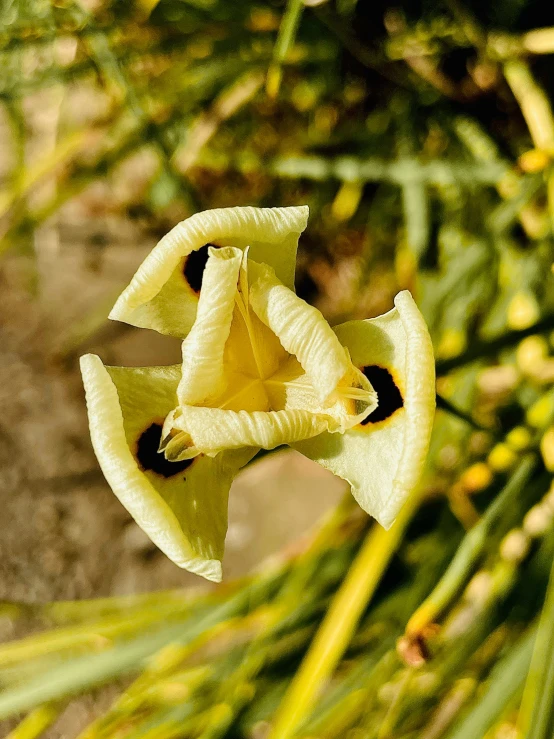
[519,555,554,739]
[444,627,536,739]
[0,594,248,719]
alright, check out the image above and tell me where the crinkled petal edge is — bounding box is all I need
[376,291,435,528]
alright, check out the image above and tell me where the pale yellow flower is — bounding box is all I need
[81,206,435,581]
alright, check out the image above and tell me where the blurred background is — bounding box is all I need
[2,0,554,737]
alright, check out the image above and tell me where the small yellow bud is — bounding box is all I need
[498,172,520,199]
[249,8,279,31]
[540,426,554,472]
[314,104,338,135]
[395,248,417,285]
[506,426,532,451]
[523,504,552,538]
[500,529,530,562]
[516,335,549,374]
[543,495,554,517]
[507,292,540,330]
[465,571,493,605]
[343,81,366,106]
[477,365,519,395]
[488,443,518,472]
[331,181,363,222]
[437,444,460,470]
[437,328,466,359]
[518,148,551,173]
[547,483,554,510]
[527,393,554,428]
[468,431,493,456]
[291,81,319,112]
[460,462,493,493]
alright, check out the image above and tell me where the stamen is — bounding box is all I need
[264,378,374,402]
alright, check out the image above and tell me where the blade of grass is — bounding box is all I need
[487,174,543,234]
[503,59,554,236]
[444,626,536,739]
[397,116,430,261]
[406,455,537,638]
[266,0,304,98]
[0,601,195,668]
[0,578,280,720]
[518,552,554,738]
[5,704,61,739]
[175,70,264,173]
[269,486,425,739]
[522,27,554,55]
[503,60,554,151]
[0,129,89,219]
[271,155,506,185]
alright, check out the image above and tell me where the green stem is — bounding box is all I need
[0,573,284,720]
[444,627,536,739]
[406,455,537,636]
[266,0,304,97]
[436,393,497,433]
[519,550,554,738]
[436,313,554,375]
[5,704,61,739]
[269,488,425,739]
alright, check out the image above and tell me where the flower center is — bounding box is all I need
[218,290,373,417]
[160,249,378,461]
[217,286,295,413]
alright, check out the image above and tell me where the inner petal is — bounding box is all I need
[224,302,288,382]
[248,261,352,403]
[178,246,243,406]
[218,373,270,413]
[172,405,334,455]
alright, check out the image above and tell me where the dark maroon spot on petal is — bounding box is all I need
[361,365,403,424]
[136,423,194,478]
[183,243,219,293]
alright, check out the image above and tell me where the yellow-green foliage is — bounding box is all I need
[2,1,554,737]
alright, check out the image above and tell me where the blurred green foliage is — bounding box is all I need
[2,0,554,737]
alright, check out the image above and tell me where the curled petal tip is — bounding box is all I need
[80,353,254,581]
[295,290,435,528]
[108,205,310,339]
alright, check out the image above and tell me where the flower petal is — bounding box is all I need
[293,291,435,529]
[224,303,289,380]
[248,262,351,403]
[80,354,255,581]
[172,405,335,455]
[109,206,309,338]
[178,246,242,405]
